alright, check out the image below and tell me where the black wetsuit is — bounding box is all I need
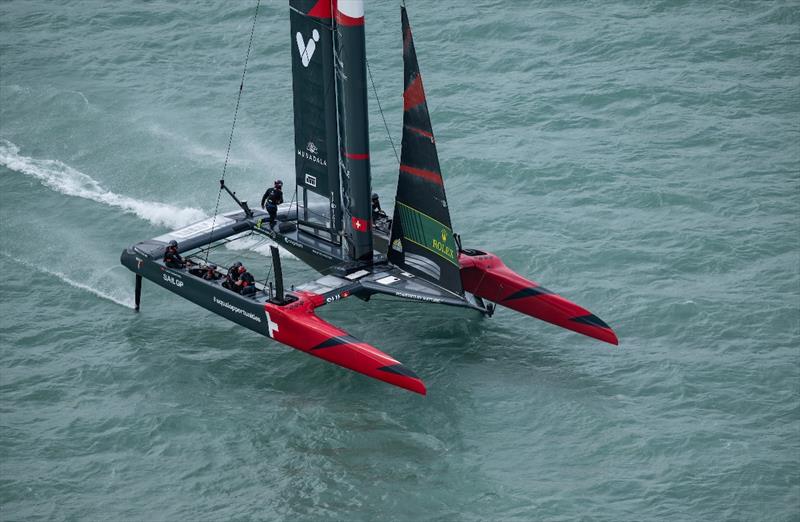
[372,200,387,222]
[163,248,185,269]
[189,267,220,280]
[222,266,241,291]
[202,269,221,281]
[239,271,256,297]
[261,187,284,226]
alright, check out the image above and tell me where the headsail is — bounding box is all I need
[290,0,341,241]
[388,6,463,296]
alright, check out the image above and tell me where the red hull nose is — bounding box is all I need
[459,251,618,345]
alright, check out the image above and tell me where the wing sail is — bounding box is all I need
[290,0,342,237]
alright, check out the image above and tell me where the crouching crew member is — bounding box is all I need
[202,264,221,281]
[164,240,193,269]
[222,261,242,291]
[237,265,257,297]
[261,179,284,228]
[190,263,221,281]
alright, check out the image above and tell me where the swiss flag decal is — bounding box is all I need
[351,216,369,232]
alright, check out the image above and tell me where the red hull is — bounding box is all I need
[263,291,427,395]
[459,251,618,345]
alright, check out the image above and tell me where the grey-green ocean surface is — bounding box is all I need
[1,1,798,520]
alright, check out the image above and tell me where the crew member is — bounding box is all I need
[236,265,256,297]
[261,179,284,228]
[372,193,387,221]
[372,192,388,222]
[163,240,191,269]
[202,263,221,281]
[222,261,242,291]
[189,263,220,280]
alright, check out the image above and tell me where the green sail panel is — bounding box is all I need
[395,203,458,267]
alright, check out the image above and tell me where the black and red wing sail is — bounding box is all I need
[388,7,463,296]
[460,252,619,345]
[263,291,426,395]
[334,1,374,261]
[289,0,342,233]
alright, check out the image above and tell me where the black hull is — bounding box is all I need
[119,208,395,337]
[121,247,271,337]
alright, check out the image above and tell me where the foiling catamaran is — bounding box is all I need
[121,1,618,395]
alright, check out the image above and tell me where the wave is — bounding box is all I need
[1,253,135,309]
[0,140,297,261]
[0,139,207,229]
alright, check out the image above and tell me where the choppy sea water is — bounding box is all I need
[1,1,798,520]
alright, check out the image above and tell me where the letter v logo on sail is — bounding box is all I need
[296,29,320,67]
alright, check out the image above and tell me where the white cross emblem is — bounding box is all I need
[265,311,279,338]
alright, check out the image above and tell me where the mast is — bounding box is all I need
[334,0,373,262]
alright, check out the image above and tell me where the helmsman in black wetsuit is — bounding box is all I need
[261,179,284,228]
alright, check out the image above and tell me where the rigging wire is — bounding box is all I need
[366,58,400,165]
[204,0,262,264]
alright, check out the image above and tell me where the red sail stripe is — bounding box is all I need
[344,151,369,160]
[403,74,426,112]
[306,0,332,18]
[400,164,442,186]
[405,125,434,141]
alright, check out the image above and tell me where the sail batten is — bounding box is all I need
[389,7,463,295]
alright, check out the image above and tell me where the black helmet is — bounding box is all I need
[208,263,217,270]
[274,179,283,187]
[232,261,242,269]
[168,239,178,248]
[371,193,379,201]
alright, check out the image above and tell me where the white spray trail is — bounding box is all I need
[2,253,135,309]
[0,139,297,260]
[0,139,206,229]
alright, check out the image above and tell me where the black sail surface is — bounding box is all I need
[290,1,341,233]
[334,1,373,262]
[388,6,463,296]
